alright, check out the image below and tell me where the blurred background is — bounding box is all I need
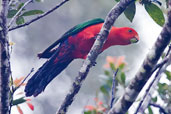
[8,0,163,114]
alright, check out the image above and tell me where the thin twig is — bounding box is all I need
[151,55,170,74]
[9,76,14,114]
[8,0,34,28]
[9,0,69,31]
[8,0,14,6]
[110,68,119,109]
[9,68,34,113]
[149,103,168,114]
[166,43,171,56]
[134,51,171,114]
[16,68,34,90]
[151,43,171,73]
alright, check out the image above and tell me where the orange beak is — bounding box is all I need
[130,35,139,44]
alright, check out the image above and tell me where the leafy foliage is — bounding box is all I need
[12,97,26,106]
[8,10,18,18]
[144,2,165,26]
[16,16,25,25]
[148,106,153,114]
[115,0,166,26]
[17,3,25,10]
[10,76,34,114]
[84,98,106,114]
[22,10,44,16]
[35,0,41,2]
[99,56,127,98]
[165,70,171,80]
[115,0,120,2]
[84,54,171,114]
[8,2,44,25]
[151,96,157,103]
[84,56,127,114]
[124,2,136,22]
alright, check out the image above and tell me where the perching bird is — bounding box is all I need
[25,18,139,97]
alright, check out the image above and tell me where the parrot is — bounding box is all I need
[25,18,139,97]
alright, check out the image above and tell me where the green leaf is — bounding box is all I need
[35,0,41,2]
[91,110,97,114]
[22,10,44,16]
[84,111,92,114]
[84,110,96,114]
[8,10,18,18]
[161,53,166,59]
[12,97,26,105]
[115,0,120,2]
[158,83,168,95]
[124,2,136,22]
[165,70,171,80]
[84,110,97,114]
[148,106,153,114]
[144,2,165,26]
[100,85,110,96]
[119,63,125,70]
[104,70,110,76]
[16,16,25,25]
[107,77,113,87]
[17,3,24,10]
[152,96,157,102]
[121,72,126,85]
[110,63,115,70]
[116,72,121,85]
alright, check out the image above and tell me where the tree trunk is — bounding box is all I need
[0,0,10,114]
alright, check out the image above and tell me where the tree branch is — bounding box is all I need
[110,69,119,109]
[8,0,14,6]
[108,1,171,114]
[8,0,33,28]
[16,68,34,90]
[151,54,170,74]
[0,0,11,114]
[9,68,34,114]
[56,0,135,113]
[150,103,168,114]
[134,52,171,114]
[8,0,69,31]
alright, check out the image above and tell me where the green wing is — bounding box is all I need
[40,18,104,58]
[61,18,104,41]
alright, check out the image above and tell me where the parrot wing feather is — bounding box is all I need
[38,18,104,58]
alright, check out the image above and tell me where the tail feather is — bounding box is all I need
[25,57,73,97]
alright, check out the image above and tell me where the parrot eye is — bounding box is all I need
[128,29,132,33]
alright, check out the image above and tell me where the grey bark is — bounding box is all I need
[0,0,10,114]
[135,53,171,114]
[108,1,171,114]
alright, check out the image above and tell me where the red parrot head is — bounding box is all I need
[109,27,139,46]
[103,27,139,50]
[117,27,139,45]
